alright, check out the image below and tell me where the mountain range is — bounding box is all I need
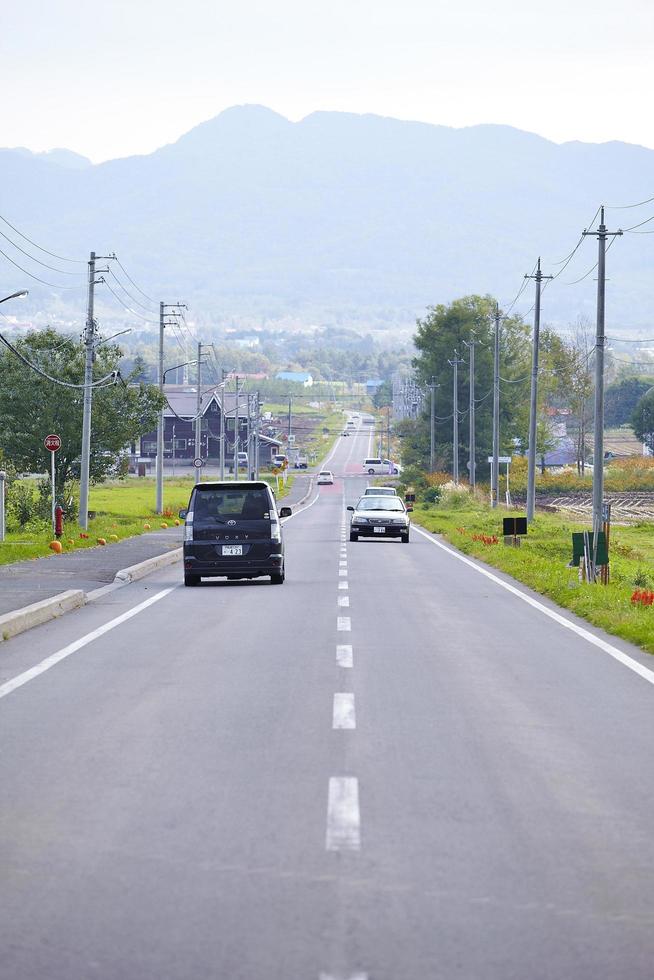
[2,105,653,337]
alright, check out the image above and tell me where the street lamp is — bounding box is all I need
[162,359,202,384]
[0,290,28,304]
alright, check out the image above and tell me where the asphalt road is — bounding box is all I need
[2,422,654,979]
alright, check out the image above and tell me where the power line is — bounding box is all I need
[101,278,159,323]
[0,213,85,263]
[113,256,157,304]
[606,194,654,210]
[0,330,118,388]
[0,226,86,276]
[107,267,158,313]
[0,245,84,290]
[621,213,654,232]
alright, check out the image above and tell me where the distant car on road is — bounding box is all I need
[271,453,288,469]
[294,454,308,469]
[317,470,334,485]
[347,494,410,542]
[180,480,292,586]
[341,431,350,437]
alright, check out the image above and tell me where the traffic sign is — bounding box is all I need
[44,434,61,452]
[488,455,511,464]
[193,457,203,468]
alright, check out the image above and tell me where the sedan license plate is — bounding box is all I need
[222,545,243,556]
[373,526,386,534]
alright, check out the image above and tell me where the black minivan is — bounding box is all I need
[180,481,292,586]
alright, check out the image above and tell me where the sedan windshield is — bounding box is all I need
[356,497,405,511]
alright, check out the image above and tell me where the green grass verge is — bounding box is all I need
[411,496,654,656]
[0,474,293,566]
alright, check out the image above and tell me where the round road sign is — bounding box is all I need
[193,457,204,468]
[44,434,61,452]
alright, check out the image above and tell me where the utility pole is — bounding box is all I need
[255,391,261,479]
[78,252,110,529]
[583,208,623,531]
[234,375,240,480]
[287,395,292,452]
[386,406,391,458]
[463,336,476,491]
[220,369,226,480]
[195,342,202,484]
[155,302,183,514]
[492,305,501,509]
[448,353,464,484]
[78,252,96,529]
[525,259,553,523]
[427,377,439,472]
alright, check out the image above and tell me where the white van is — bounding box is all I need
[362,458,399,475]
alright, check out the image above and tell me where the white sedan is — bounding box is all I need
[317,470,334,485]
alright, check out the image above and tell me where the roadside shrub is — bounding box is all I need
[5,481,39,530]
[633,567,651,589]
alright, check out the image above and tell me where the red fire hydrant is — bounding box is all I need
[54,504,64,539]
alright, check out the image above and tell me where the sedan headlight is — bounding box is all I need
[352,516,367,525]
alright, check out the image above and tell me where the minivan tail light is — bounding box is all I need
[184,510,194,542]
[270,520,281,543]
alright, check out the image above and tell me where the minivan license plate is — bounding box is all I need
[222,545,243,556]
[373,526,386,534]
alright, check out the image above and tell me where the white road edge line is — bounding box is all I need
[333,692,356,729]
[0,588,176,701]
[336,644,353,668]
[412,524,654,686]
[326,776,361,851]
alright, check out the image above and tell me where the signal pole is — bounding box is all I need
[491,305,501,508]
[448,352,464,484]
[583,208,623,531]
[525,259,552,524]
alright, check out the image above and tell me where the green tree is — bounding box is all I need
[631,389,654,454]
[372,380,392,408]
[605,377,654,428]
[412,295,530,476]
[0,328,165,486]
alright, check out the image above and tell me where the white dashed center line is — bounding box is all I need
[320,974,368,980]
[338,580,348,589]
[337,616,351,631]
[326,777,361,851]
[338,595,350,607]
[336,644,353,668]
[339,569,347,576]
[332,692,356,729]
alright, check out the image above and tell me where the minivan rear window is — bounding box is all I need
[192,486,272,521]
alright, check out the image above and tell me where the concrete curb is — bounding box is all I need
[0,590,86,643]
[113,547,183,584]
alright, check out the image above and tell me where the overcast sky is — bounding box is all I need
[3,0,653,162]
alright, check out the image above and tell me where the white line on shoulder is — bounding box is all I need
[412,524,654,686]
[0,588,175,700]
